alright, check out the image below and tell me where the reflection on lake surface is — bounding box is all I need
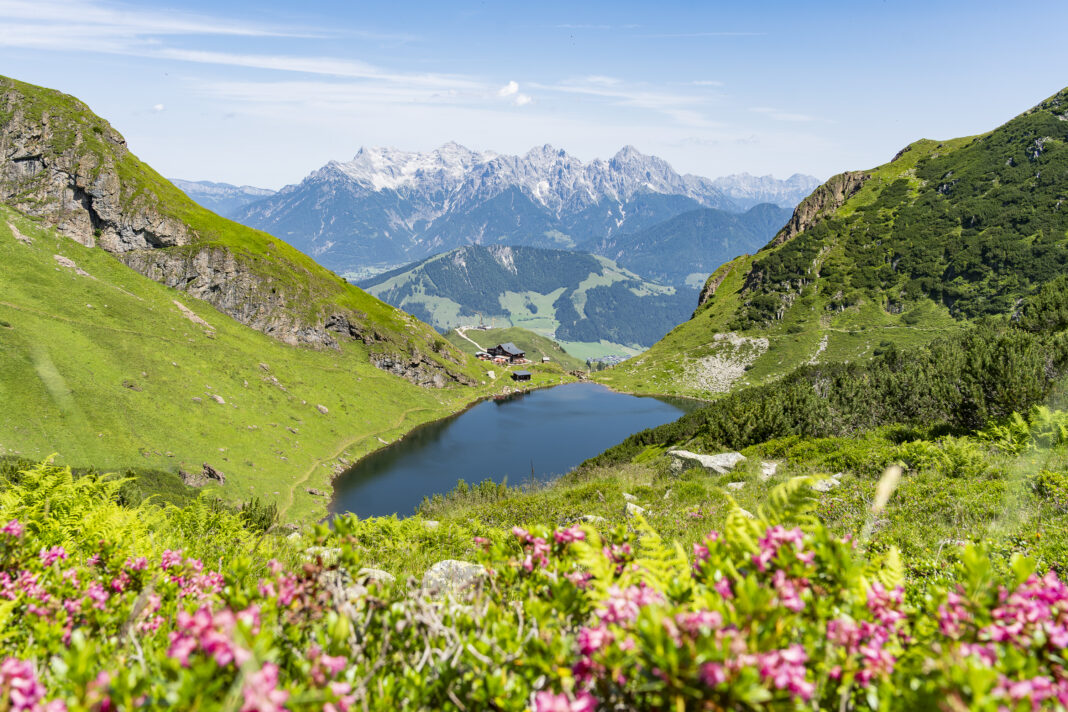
[330,382,700,517]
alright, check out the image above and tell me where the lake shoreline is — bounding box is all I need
[323,378,573,519]
[328,382,695,519]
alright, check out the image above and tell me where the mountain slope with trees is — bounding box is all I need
[359,244,696,358]
[599,86,1068,398]
[582,203,793,287]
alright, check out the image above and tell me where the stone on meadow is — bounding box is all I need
[668,450,746,475]
[422,559,484,594]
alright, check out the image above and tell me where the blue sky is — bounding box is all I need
[2,0,1066,188]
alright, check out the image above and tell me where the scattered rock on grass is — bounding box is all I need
[668,450,746,475]
[316,404,329,414]
[727,482,745,491]
[625,502,647,517]
[622,492,637,502]
[9,223,31,245]
[422,560,484,594]
[180,463,226,487]
[810,473,843,493]
[761,461,779,479]
[303,546,342,565]
[577,515,607,524]
[357,568,396,585]
[210,394,225,405]
[306,488,328,497]
[423,520,440,530]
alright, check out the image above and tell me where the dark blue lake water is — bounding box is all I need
[330,382,699,517]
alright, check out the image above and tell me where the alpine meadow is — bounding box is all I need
[2,3,1068,711]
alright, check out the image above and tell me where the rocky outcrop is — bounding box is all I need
[120,247,338,348]
[697,262,736,309]
[0,81,192,250]
[179,463,226,487]
[769,170,869,247]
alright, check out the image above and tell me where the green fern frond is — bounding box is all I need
[724,497,762,554]
[630,515,691,592]
[876,546,906,590]
[756,477,819,528]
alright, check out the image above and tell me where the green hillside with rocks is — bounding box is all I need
[599,87,1068,398]
[0,77,517,521]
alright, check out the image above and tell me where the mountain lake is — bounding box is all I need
[330,382,701,518]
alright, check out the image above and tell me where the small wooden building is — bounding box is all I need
[488,342,525,363]
[511,370,532,382]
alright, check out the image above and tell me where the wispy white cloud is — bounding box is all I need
[691,80,725,87]
[498,81,519,97]
[750,106,817,122]
[532,77,720,128]
[0,0,320,38]
[151,103,164,112]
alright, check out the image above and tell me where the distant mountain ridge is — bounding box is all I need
[359,244,696,356]
[581,203,793,287]
[711,172,822,210]
[230,143,817,276]
[170,179,275,217]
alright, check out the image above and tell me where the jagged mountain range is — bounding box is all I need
[169,179,275,217]
[204,143,816,276]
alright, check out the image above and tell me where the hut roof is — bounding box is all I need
[498,342,524,356]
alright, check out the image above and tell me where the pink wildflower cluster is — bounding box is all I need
[992,674,1068,711]
[241,662,289,712]
[305,646,356,711]
[691,530,719,570]
[754,645,814,701]
[753,526,812,572]
[982,571,1068,648]
[533,690,596,712]
[697,641,815,702]
[938,589,971,638]
[601,542,633,575]
[167,604,261,667]
[825,616,897,686]
[2,519,23,538]
[0,658,66,712]
[553,526,586,545]
[512,527,551,572]
[38,546,67,567]
[599,584,664,624]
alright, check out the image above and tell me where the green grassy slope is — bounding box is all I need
[0,75,476,382]
[444,326,588,371]
[599,88,1068,398]
[0,207,507,522]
